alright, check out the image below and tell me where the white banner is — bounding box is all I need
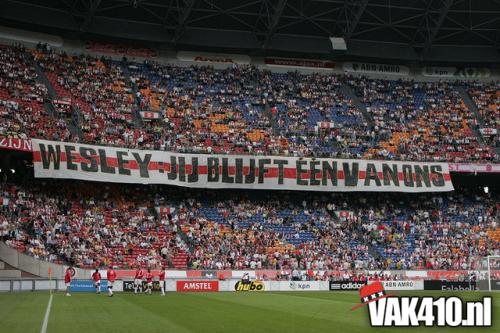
[232,280,270,292]
[317,121,335,129]
[276,281,322,291]
[343,62,409,76]
[455,67,491,78]
[53,99,72,105]
[448,163,500,173]
[32,139,454,192]
[368,280,424,291]
[217,279,329,292]
[422,66,491,78]
[422,66,456,78]
[480,128,497,136]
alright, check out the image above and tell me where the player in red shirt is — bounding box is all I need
[64,266,74,297]
[91,269,101,294]
[134,267,144,294]
[145,268,154,295]
[159,267,166,296]
[106,266,117,297]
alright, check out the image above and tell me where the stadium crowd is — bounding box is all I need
[34,48,142,147]
[468,81,499,148]
[0,43,497,162]
[0,44,70,141]
[270,72,372,158]
[0,180,189,268]
[350,77,496,162]
[129,62,276,154]
[0,42,498,275]
[1,177,497,271]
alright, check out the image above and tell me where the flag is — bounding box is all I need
[335,210,353,218]
[140,111,162,120]
[155,207,176,216]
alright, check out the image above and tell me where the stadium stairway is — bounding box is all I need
[263,103,280,136]
[33,61,57,99]
[120,62,144,128]
[456,86,485,127]
[0,260,20,278]
[31,52,83,140]
[171,252,189,269]
[149,207,190,269]
[43,101,58,117]
[352,221,382,263]
[455,85,488,145]
[339,84,374,126]
[0,260,30,278]
[68,104,84,140]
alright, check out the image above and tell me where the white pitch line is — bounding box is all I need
[40,293,53,333]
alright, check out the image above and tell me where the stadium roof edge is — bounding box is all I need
[0,0,500,65]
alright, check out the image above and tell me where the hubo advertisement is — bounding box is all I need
[234,280,265,291]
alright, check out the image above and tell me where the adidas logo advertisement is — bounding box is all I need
[329,281,366,291]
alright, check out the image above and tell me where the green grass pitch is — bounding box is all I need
[0,291,498,333]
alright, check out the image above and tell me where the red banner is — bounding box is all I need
[176,280,219,292]
[426,271,468,281]
[0,137,32,152]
